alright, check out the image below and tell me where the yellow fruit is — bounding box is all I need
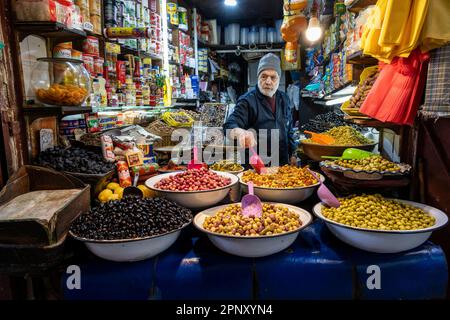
[98,189,113,202]
[137,185,155,198]
[106,182,120,191]
[110,194,120,201]
[114,187,124,199]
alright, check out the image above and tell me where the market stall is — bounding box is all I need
[0,0,449,302]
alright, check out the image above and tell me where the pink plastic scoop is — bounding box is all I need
[241,181,263,218]
[188,145,203,170]
[249,147,266,174]
[307,169,340,208]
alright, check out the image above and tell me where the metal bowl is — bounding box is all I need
[145,171,239,209]
[313,200,448,253]
[194,203,313,257]
[237,170,324,204]
[301,141,378,161]
[69,221,191,262]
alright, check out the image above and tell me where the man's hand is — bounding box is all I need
[290,156,298,166]
[231,128,257,148]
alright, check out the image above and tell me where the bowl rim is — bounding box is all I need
[145,171,239,194]
[237,169,324,190]
[211,167,245,174]
[319,160,411,176]
[313,199,449,234]
[300,140,378,148]
[69,220,192,244]
[157,166,187,173]
[193,202,313,239]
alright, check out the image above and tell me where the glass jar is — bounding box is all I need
[31,58,91,106]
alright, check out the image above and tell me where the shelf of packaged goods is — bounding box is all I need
[198,41,285,51]
[118,43,162,60]
[346,50,378,65]
[14,21,87,41]
[347,0,378,13]
[94,105,177,113]
[23,104,93,116]
[315,81,355,100]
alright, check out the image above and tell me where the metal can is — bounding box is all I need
[117,161,132,188]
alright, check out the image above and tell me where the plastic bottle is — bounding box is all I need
[285,42,298,63]
[97,75,108,107]
[91,78,101,108]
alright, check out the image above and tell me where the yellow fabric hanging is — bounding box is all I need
[392,0,429,58]
[419,0,450,52]
[361,0,387,60]
[361,0,435,63]
[378,0,412,46]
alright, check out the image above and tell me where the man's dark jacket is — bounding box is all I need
[223,86,297,165]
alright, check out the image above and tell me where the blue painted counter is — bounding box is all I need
[63,220,448,300]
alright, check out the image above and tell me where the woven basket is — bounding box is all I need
[146,120,178,147]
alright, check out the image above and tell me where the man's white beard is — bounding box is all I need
[258,80,279,98]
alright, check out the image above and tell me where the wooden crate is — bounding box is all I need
[0,166,90,246]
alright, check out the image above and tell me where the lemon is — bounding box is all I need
[106,182,120,191]
[98,189,113,202]
[137,185,155,198]
[114,187,124,199]
[110,194,120,201]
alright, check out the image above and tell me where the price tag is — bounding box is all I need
[83,22,94,33]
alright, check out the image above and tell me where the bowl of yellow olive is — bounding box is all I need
[313,194,448,253]
[238,166,324,204]
[320,155,411,180]
[301,126,377,161]
[210,160,245,175]
[194,203,313,257]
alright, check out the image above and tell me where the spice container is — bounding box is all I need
[83,36,99,56]
[82,53,95,75]
[53,42,72,58]
[94,57,104,75]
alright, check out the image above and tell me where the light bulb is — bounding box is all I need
[224,0,237,6]
[305,17,322,42]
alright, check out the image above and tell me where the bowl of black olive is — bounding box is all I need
[69,196,192,262]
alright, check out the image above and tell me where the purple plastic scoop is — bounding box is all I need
[241,182,263,218]
[307,169,340,208]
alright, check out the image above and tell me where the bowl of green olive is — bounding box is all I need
[320,155,411,180]
[313,194,448,253]
[194,203,313,257]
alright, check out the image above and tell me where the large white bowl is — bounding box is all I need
[69,222,190,262]
[194,203,313,257]
[313,199,448,253]
[237,170,324,204]
[146,171,239,209]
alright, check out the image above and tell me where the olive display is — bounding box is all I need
[334,155,402,172]
[70,196,192,240]
[210,160,244,172]
[35,147,115,174]
[203,203,301,236]
[322,194,435,231]
[241,165,317,188]
[304,126,372,146]
[300,111,363,133]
